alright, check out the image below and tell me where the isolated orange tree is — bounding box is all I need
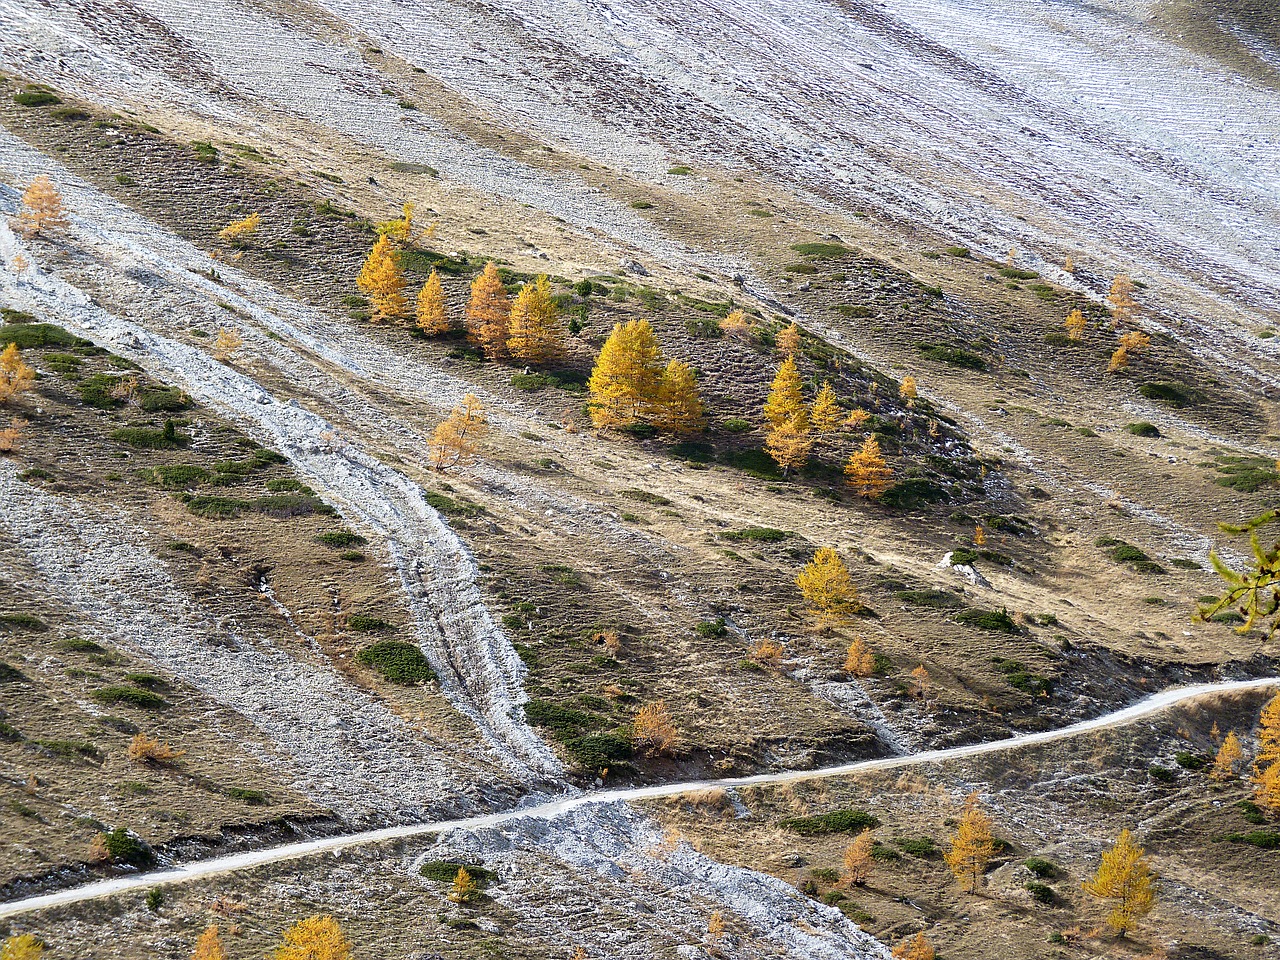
[1,934,43,960]
[273,915,351,960]
[13,175,68,237]
[845,436,892,498]
[1064,308,1087,341]
[0,344,36,405]
[507,275,564,364]
[776,321,801,357]
[1082,829,1156,936]
[719,308,749,336]
[633,701,679,754]
[891,932,935,960]
[465,262,511,360]
[898,375,917,404]
[0,418,25,454]
[1107,329,1150,372]
[218,212,261,245]
[943,793,996,894]
[841,830,875,887]
[416,268,449,335]
[191,925,225,960]
[1108,274,1137,326]
[430,393,488,471]
[1210,731,1243,781]
[844,636,876,677]
[450,867,481,903]
[796,547,857,621]
[356,235,408,322]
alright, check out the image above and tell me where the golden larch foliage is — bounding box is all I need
[844,636,876,677]
[764,417,813,474]
[795,547,857,621]
[416,269,449,335]
[891,932,936,960]
[1006,247,1017,266]
[633,700,679,755]
[898,375,917,403]
[943,793,996,893]
[465,262,512,361]
[748,637,786,666]
[430,393,488,472]
[273,915,352,960]
[587,320,664,429]
[841,829,875,887]
[212,328,242,363]
[1,935,43,960]
[1108,329,1149,372]
[910,664,931,700]
[356,235,408,323]
[719,309,749,335]
[776,322,801,357]
[1254,762,1280,815]
[507,275,564,364]
[653,359,704,435]
[810,381,843,434]
[1064,255,1076,274]
[191,924,226,960]
[450,867,481,903]
[844,408,870,430]
[1108,274,1137,325]
[707,911,726,943]
[379,202,416,245]
[0,417,25,454]
[974,525,986,546]
[128,733,185,764]
[218,212,261,245]
[763,357,807,430]
[0,344,36,405]
[13,175,69,237]
[1254,693,1280,775]
[1082,828,1156,935]
[1210,731,1243,781]
[1064,308,1086,341]
[845,436,892,498]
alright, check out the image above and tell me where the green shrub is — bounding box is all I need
[91,686,167,709]
[58,637,105,653]
[721,418,752,433]
[111,421,190,449]
[997,267,1039,280]
[1219,831,1280,849]
[722,527,790,543]
[619,489,672,506]
[318,530,367,548]
[791,242,852,259]
[1126,422,1161,438]
[1138,382,1194,407]
[955,607,1018,633]
[686,317,724,338]
[1238,800,1266,825]
[14,87,62,107]
[895,837,938,858]
[667,165,693,175]
[780,809,880,836]
[945,247,970,258]
[35,738,101,760]
[510,371,587,393]
[124,673,166,690]
[99,828,153,867]
[1149,765,1177,783]
[524,699,604,734]
[0,612,48,631]
[1,660,29,682]
[1024,857,1060,879]
[147,465,210,488]
[0,322,90,350]
[695,618,728,638]
[1025,882,1055,904]
[896,589,964,609]
[1175,751,1207,770]
[347,614,394,632]
[355,641,435,684]
[785,262,818,274]
[917,343,987,370]
[146,888,164,911]
[138,387,192,412]
[879,478,949,509]
[564,732,632,768]
[225,787,270,805]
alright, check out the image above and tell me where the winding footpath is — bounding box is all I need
[2,676,1274,920]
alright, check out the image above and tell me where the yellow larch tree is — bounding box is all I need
[795,547,857,622]
[416,268,449,335]
[763,357,806,430]
[974,525,986,546]
[450,866,481,903]
[430,393,488,471]
[465,262,512,361]
[633,701,679,755]
[943,793,996,894]
[776,321,801,358]
[1250,691,1280,776]
[765,418,814,475]
[0,344,36,405]
[891,932,935,960]
[212,328,242,363]
[719,308,749,336]
[1082,829,1156,936]
[1064,308,1087,341]
[1254,762,1280,815]
[845,436,892,498]
[910,664,931,700]
[13,175,69,237]
[844,408,870,430]
[0,417,25,454]
[844,636,876,677]
[1107,329,1150,373]
[810,380,843,435]
[587,320,664,429]
[379,202,416,245]
[273,915,351,960]
[191,924,226,960]
[653,359,703,435]
[218,212,261,245]
[1064,255,1076,274]
[507,275,564,364]
[1210,731,1243,781]
[898,375,917,404]
[1108,274,1137,326]
[356,235,408,323]
[707,910,726,945]
[1,934,43,960]
[840,830,875,887]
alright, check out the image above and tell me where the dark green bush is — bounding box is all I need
[355,641,435,684]
[225,787,270,805]
[14,87,62,107]
[0,322,88,349]
[1025,882,1055,904]
[1138,382,1194,407]
[1024,857,1060,879]
[1219,831,1280,849]
[0,612,47,631]
[1126,422,1161,438]
[722,527,790,543]
[347,614,394,632]
[917,343,987,370]
[99,828,154,867]
[895,837,938,858]
[791,242,852,259]
[955,607,1018,633]
[1175,751,1207,770]
[138,387,192,412]
[695,618,728,638]
[111,421,189,449]
[896,589,964,609]
[91,686,167,709]
[420,861,496,885]
[318,530,366,547]
[524,699,604,734]
[879,478,949,509]
[564,732,632,769]
[1238,800,1266,825]
[780,809,880,836]
[1149,765,1177,783]
[686,317,724,338]
[147,465,210,488]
